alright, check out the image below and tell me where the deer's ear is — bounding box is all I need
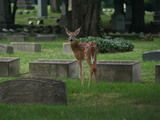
[65,27,71,36]
[74,27,81,36]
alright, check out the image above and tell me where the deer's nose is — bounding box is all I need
[70,39,73,41]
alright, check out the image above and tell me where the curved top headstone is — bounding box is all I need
[143,50,160,61]
[0,78,67,104]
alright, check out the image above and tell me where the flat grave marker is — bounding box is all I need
[0,44,14,54]
[143,50,160,61]
[11,42,41,52]
[0,57,20,76]
[0,78,67,104]
[29,59,79,79]
[96,60,141,82]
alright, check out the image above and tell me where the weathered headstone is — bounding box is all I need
[156,65,160,83]
[0,44,14,54]
[96,61,141,82]
[0,78,67,104]
[35,34,57,41]
[37,0,48,17]
[154,0,160,25]
[111,14,125,32]
[17,0,34,9]
[7,34,27,42]
[143,50,160,61]
[63,42,72,54]
[125,0,132,31]
[29,59,79,79]
[111,0,125,32]
[11,42,41,52]
[0,57,20,76]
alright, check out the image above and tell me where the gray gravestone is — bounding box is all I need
[143,50,160,61]
[63,42,73,54]
[0,58,20,76]
[111,0,125,32]
[36,34,57,41]
[11,42,41,52]
[96,61,141,82]
[156,65,160,83]
[37,0,48,17]
[125,1,132,31]
[7,34,28,42]
[111,14,125,32]
[17,0,34,9]
[29,59,79,79]
[0,44,14,54]
[154,0,160,25]
[0,78,67,104]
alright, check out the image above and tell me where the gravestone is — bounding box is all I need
[96,61,141,82]
[35,34,57,41]
[143,50,160,61]
[29,59,79,79]
[156,65,160,83]
[0,78,67,104]
[125,1,132,31]
[0,57,20,76]
[7,34,28,42]
[0,44,14,54]
[154,0,160,25]
[37,0,48,17]
[111,0,125,32]
[111,14,125,32]
[63,42,72,54]
[11,42,41,52]
[17,0,34,9]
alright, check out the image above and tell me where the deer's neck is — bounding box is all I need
[70,40,80,50]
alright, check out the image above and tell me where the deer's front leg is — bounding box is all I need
[78,60,83,85]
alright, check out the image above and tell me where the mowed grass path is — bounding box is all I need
[0,37,160,120]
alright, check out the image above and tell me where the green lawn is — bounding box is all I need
[0,37,160,120]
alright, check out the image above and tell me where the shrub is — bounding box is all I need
[79,36,134,53]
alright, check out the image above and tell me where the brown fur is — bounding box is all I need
[65,28,97,86]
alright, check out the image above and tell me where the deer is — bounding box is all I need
[65,27,97,86]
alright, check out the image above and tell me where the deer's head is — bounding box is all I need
[65,27,81,42]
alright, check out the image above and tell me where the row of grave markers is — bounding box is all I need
[17,0,67,18]
[0,57,160,83]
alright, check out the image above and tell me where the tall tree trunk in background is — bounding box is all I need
[0,0,17,28]
[11,0,18,24]
[66,0,101,36]
[50,0,61,12]
[131,0,144,32]
[0,0,12,28]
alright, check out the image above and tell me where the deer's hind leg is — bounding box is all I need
[86,58,93,87]
[78,60,84,85]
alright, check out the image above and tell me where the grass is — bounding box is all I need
[0,7,160,120]
[15,6,60,25]
[0,36,160,120]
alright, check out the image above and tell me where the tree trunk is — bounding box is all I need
[0,0,17,28]
[0,0,12,28]
[66,0,101,36]
[131,0,144,32]
[11,0,18,24]
[50,0,61,12]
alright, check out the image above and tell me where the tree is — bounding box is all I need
[0,0,17,28]
[66,0,101,36]
[10,0,18,24]
[131,0,144,32]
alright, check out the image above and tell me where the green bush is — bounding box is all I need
[79,36,134,53]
